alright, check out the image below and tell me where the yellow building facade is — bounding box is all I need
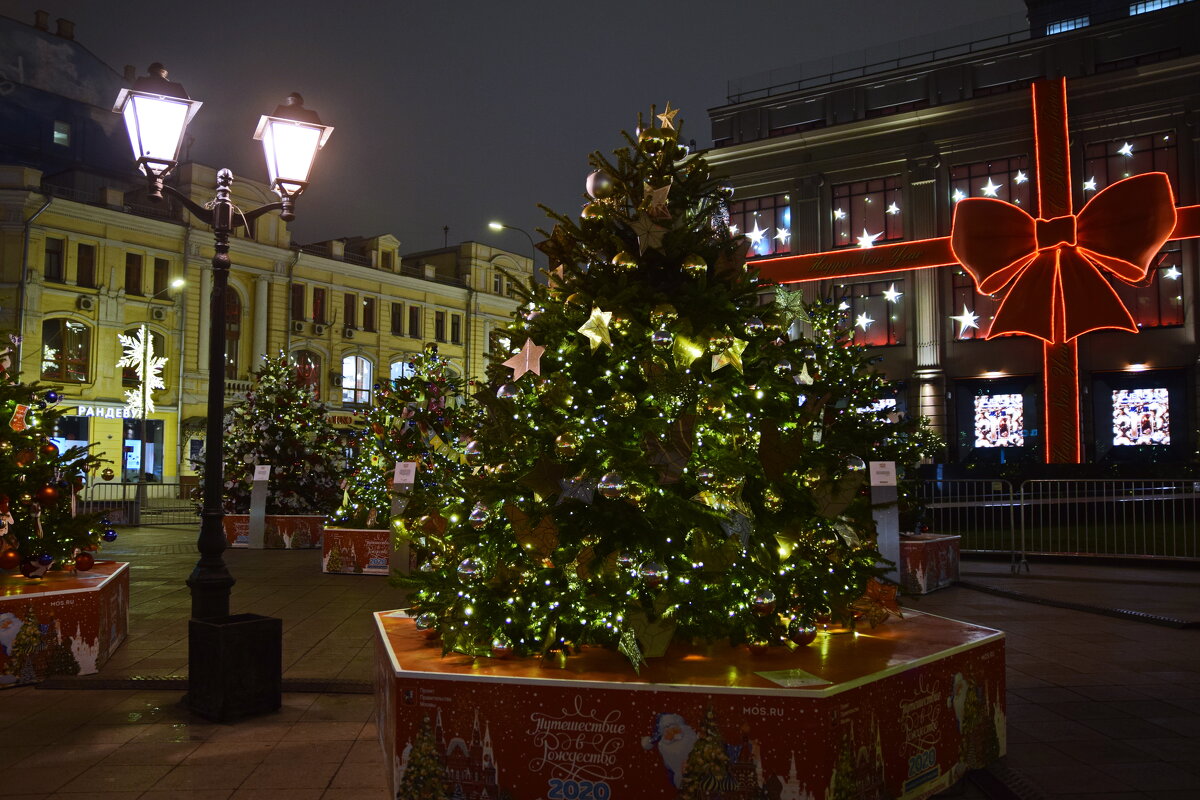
[0,162,532,485]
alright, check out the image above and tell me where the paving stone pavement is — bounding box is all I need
[1,525,1196,799]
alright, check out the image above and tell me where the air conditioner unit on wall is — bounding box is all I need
[76,296,95,311]
[150,307,167,321]
[291,320,305,333]
[343,326,355,339]
[313,323,327,335]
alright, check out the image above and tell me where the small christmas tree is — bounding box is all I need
[215,353,342,516]
[397,715,445,800]
[332,345,475,531]
[396,107,936,662]
[678,705,733,798]
[0,341,105,576]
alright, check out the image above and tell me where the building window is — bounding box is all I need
[408,306,422,338]
[363,297,376,332]
[41,319,90,382]
[152,257,170,298]
[390,302,404,335]
[1046,16,1089,34]
[390,359,415,383]
[949,155,1032,209]
[76,243,95,288]
[343,293,357,329]
[226,292,242,379]
[1113,246,1184,329]
[493,273,504,294]
[728,193,791,258]
[121,327,166,387]
[833,279,905,346]
[950,269,1001,341]
[434,310,446,342]
[341,355,372,405]
[44,238,64,282]
[291,284,305,321]
[1130,0,1186,13]
[450,313,462,344]
[125,253,143,295]
[52,120,70,147]
[293,350,322,399]
[1083,133,1177,197]
[832,178,903,249]
[313,287,327,324]
[380,251,394,271]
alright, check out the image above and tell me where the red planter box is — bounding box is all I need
[323,527,391,575]
[222,514,324,549]
[0,561,130,688]
[900,534,961,595]
[374,609,1005,799]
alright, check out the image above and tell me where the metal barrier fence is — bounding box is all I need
[918,478,1200,569]
[78,482,199,527]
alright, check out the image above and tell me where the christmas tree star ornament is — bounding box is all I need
[556,474,596,505]
[656,101,680,130]
[710,337,748,373]
[630,213,668,254]
[502,338,545,380]
[646,182,672,219]
[850,579,903,627]
[577,307,613,351]
[774,286,810,325]
[795,362,815,385]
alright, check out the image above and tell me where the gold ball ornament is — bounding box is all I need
[468,503,490,529]
[751,591,777,616]
[565,292,587,307]
[586,170,615,199]
[649,304,678,327]
[707,334,732,354]
[555,432,581,459]
[681,254,708,278]
[611,251,637,271]
[609,391,636,416]
[597,472,625,499]
[651,330,673,349]
[763,488,783,512]
[788,620,818,646]
[581,202,603,219]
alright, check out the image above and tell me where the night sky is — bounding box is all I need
[1,0,1026,257]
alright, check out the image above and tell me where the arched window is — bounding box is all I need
[41,319,90,382]
[341,355,372,405]
[121,327,167,387]
[390,359,416,384]
[225,290,242,379]
[293,350,322,399]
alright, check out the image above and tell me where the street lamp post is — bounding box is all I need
[488,220,537,270]
[115,64,332,719]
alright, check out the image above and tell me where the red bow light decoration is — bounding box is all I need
[951,172,1177,342]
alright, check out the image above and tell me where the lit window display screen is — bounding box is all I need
[973,394,1024,448]
[858,398,897,416]
[1112,388,1170,446]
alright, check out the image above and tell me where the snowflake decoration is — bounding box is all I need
[118,327,168,416]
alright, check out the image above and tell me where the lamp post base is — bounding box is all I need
[186,614,282,722]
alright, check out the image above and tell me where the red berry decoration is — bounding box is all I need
[75,552,95,571]
[35,485,60,505]
[0,549,20,570]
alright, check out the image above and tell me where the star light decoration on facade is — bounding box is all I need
[1083,177,1098,192]
[980,178,1001,197]
[746,220,768,246]
[1163,265,1182,280]
[951,188,966,203]
[118,327,167,416]
[1014,170,1028,184]
[882,283,902,303]
[856,229,882,248]
[855,312,874,331]
[1117,141,1134,157]
[886,202,900,215]
[833,208,846,221]
[502,338,545,380]
[950,305,980,338]
[775,227,791,245]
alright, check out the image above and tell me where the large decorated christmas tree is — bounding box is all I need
[216,353,342,516]
[397,106,935,663]
[330,346,475,533]
[0,342,106,577]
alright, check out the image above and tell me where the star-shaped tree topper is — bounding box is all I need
[711,338,748,373]
[656,101,680,130]
[577,307,613,351]
[502,338,545,380]
[630,213,668,254]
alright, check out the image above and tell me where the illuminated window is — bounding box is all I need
[341,355,372,405]
[1113,247,1184,329]
[122,327,166,387]
[52,120,70,147]
[728,193,791,258]
[951,270,1001,341]
[225,292,241,379]
[949,155,1032,209]
[832,178,902,249]
[293,350,321,399]
[1046,16,1089,34]
[390,360,415,382]
[1082,133,1177,195]
[41,319,90,382]
[833,279,905,346]
[1130,0,1187,14]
